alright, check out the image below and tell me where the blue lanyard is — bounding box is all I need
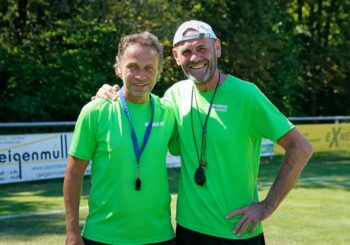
[119,89,155,165]
[119,89,155,191]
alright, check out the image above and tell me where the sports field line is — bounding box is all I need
[0,207,89,221]
[0,207,87,220]
[0,175,349,221]
[0,194,178,221]
[259,174,350,186]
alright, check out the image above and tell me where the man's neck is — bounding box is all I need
[123,89,150,104]
[126,96,149,104]
[194,72,226,92]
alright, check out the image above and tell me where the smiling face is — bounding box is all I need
[173,29,221,84]
[118,43,159,103]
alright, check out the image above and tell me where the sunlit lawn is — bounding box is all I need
[0,154,349,245]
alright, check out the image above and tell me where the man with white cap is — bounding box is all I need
[95,20,313,244]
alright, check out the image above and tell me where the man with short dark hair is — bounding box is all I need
[64,32,177,245]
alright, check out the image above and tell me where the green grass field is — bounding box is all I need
[0,153,349,245]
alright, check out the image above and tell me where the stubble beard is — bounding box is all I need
[182,48,218,84]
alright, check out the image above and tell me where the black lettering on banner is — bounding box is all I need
[32,152,39,160]
[329,127,341,148]
[60,134,64,158]
[13,153,22,179]
[53,150,60,159]
[0,154,5,163]
[8,150,11,162]
[64,134,68,158]
[41,151,51,160]
[23,152,30,161]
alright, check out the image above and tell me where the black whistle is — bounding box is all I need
[194,166,206,185]
[135,178,141,191]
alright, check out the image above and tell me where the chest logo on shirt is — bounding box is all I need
[145,121,165,127]
[212,104,228,112]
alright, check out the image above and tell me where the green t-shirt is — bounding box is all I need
[69,95,176,244]
[164,75,294,239]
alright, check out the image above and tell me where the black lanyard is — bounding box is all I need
[190,73,221,185]
[119,89,155,191]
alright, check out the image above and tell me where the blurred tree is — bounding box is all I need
[0,0,118,120]
[287,0,350,115]
[0,0,349,122]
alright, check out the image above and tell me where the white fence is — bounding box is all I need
[1,116,349,128]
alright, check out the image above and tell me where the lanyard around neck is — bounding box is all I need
[191,73,221,168]
[119,89,155,164]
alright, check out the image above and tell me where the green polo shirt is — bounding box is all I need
[69,95,176,244]
[164,75,294,239]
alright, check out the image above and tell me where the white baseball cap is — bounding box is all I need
[173,20,217,47]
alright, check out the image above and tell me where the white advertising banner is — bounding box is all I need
[261,139,274,157]
[0,133,91,184]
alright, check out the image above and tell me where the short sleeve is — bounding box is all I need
[249,84,294,142]
[69,101,99,160]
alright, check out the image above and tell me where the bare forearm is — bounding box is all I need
[264,146,311,212]
[263,130,313,215]
[226,129,312,236]
[63,156,88,236]
[64,172,83,234]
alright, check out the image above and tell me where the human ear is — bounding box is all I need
[215,39,222,58]
[172,47,182,65]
